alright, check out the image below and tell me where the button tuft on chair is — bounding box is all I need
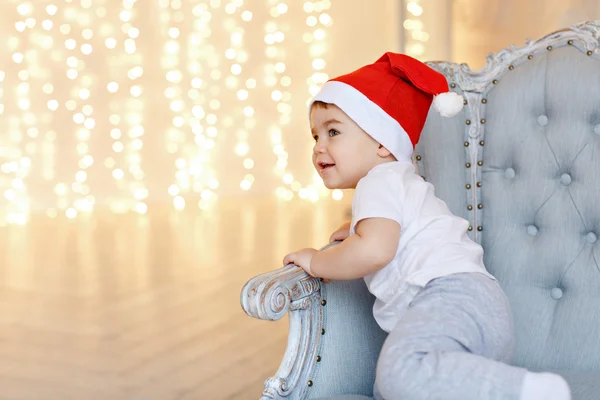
[505,168,516,179]
[537,115,548,127]
[560,173,572,186]
[594,124,600,135]
[587,232,598,244]
[551,287,563,300]
[527,225,538,236]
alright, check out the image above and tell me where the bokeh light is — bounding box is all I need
[404,0,428,59]
[0,0,347,225]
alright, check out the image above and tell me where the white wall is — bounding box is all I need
[451,0,600,69]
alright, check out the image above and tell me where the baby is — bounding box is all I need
[283,53,571,400]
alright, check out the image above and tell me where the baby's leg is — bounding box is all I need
[374,272,570,400]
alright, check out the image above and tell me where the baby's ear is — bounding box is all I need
[377,144,392,158]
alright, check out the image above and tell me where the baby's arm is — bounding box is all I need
[311,217,400,280]
[329,221,351,242]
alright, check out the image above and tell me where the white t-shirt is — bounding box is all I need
[350,161,495,333]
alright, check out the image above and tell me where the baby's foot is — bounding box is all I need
[520,372,571,400]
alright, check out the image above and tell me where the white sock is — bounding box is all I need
[520,372,571,400]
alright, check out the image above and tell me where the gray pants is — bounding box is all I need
[375,272,527,400]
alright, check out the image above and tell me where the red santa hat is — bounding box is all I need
[309,52,464,162]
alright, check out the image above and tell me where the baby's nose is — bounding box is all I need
[313,142,326,154]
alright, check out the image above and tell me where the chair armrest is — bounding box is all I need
[241,264,321,322]
[240,244,338,399]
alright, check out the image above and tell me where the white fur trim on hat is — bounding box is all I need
[310,81,414,163]
[432,92,464,117]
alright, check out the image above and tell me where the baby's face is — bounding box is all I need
[310,103,382,189]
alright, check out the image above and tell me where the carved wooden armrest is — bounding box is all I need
[241,264,321,322]
[240,244,338,399]
[241,265,322,399]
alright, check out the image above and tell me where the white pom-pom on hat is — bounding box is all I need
[432,92,464,117]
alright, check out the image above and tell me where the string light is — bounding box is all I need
[404,0,428,59]
[159,1,222,211]
[272,0,335,203]
[0,0,338,225]
[267,0,293,202]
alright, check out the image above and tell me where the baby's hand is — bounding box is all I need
[283,249,331,283]
[329,221,351,243]
[283,248,319,277]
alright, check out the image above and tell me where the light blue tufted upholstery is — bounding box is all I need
[305,279,386,399]
[478,46,600,372]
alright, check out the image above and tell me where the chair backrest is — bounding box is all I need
[416,20,600,372]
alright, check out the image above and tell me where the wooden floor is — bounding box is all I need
[0,197,351,399]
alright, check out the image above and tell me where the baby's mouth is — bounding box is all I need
[318,162,335,171]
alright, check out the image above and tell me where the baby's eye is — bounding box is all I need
[328,129,340,137]
[313,135,319,142]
